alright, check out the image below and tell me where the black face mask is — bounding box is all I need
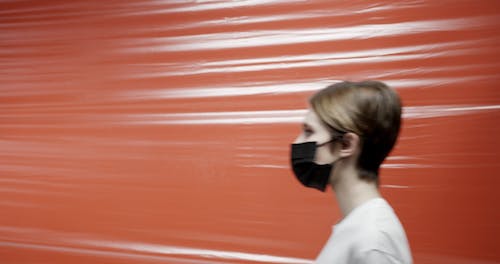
[290,140,335,192]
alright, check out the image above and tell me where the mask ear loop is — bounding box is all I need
[316,133,346,147]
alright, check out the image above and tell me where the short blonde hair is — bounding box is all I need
[310,80,402,183]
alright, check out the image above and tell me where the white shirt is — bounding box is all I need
[315,198,412,264]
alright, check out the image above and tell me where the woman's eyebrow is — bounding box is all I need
[303,123,314,129]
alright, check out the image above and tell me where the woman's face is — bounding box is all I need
[294,108,340,165]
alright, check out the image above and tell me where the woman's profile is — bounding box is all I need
[290,81,413,264]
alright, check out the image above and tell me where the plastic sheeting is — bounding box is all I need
[1,1,499,263]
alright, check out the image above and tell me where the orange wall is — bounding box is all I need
[1,1,500,263]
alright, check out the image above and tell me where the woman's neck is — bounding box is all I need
[331,169,381,217]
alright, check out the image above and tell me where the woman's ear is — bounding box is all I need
[339,132,360,158]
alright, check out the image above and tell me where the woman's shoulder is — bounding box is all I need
[352,199,412,262]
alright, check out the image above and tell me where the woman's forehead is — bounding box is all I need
[304,109,324,128]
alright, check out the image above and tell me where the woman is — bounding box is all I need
[290,81,412,264]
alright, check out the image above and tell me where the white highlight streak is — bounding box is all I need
[128,109,307,125]
[130,0,306,15]
[129,40,489,78]
[142,80,336,98]
[403,104,500,119]
[75,239,313,264]
[125,17,493,52]
[125,105,500,125]
[0,241,225,264]
[125,2,419,31]
[381,184,412,189]
[0,226,313,263]
[125,75,495,99]
[124,243,312,264]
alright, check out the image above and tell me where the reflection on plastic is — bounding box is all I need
[1,1,500,263]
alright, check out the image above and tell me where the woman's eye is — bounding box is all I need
[304,129,313,136]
